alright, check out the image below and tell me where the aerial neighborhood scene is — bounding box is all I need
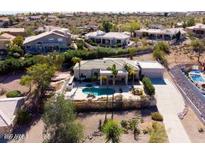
[1,0,205,145]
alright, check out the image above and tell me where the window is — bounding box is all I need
[48,37,54,41]
[58,38,63,42]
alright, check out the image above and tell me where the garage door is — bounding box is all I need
[141,69,163,78]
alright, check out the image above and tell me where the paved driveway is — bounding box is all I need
[153,78,191,143]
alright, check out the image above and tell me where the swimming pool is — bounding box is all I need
[82,87,115,96]
[190,74,205,83]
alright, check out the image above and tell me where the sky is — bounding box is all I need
[0,0,205,13]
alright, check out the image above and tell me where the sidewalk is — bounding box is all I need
[154,79,191,143]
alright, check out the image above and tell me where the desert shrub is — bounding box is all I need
[153,48,165,61]
[132,88,143,96]
[6,90,22,98]
[142,77,155,96]
[121,120,128,129]
[142,127,150,134]
[16,109,32,125]
[76,39,85,50]
[149,122,167,143]
[154,42,169,54]
[198,127,204,133]
[151,112,163,121]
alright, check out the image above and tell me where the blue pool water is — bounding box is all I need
[190,74,205,83]
[190,70,201,74]
[150,78,166,85]
[82,87,115,96]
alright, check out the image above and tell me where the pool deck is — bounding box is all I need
[65,82,143,101]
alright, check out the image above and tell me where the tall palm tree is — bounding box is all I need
[129,67,137,85]
[124,64,137,85]
[72,57,81,82]
[101,76,109,122]
[107,64,118,86]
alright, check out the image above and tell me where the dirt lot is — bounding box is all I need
[77,108,167,143]
[181,108,205,143]
[0,71,28,98]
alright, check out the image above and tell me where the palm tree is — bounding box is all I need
[107,64,118,86]
[72,57,81,82]
[129,67,137,85]
[124,64,137,85]
[101,76,109,122]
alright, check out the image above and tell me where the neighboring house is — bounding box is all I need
[0,97,24,134]
[34,25,69,34]
[78,25,99,33]
[23,29,71,54]
[85,30,131,47]
[0,28,25,36]
[28,15,42,21]
[73,58,165,85]
[0,33,16,50]
[0,17,10,28]
[47,15,59,22]
[134,28,186,43]
[186,23,205,38]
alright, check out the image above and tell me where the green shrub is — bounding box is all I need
[6,90,22,98]
[142,77,155,96]
[149,122,167,143]
[154,42,169,54]
[16,109,32,125]
[151,112,163,121]
[121,120,128,129]
[153,48,165,61]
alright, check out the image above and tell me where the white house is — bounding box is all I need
[186,23,205,38]
[134,28,186,43]
[85,30,130,47]
[73,58,165,85]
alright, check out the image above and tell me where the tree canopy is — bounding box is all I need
[43,95,83,143]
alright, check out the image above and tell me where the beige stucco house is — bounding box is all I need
[0,33,16,50]
[73,58,165,86]
[0,28,25,36]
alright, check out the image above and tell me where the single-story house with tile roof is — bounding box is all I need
[85,30,131,47]
[186,23,205,38]
[73,58,165,85]
[0,97,24,133]
[23,29,71,54]
[0,17,9,28]
[134,28,186,42]
[0,33,16,50]
[0,28,25,36]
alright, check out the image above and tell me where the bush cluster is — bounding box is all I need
[16,109,32,125]
[151,112,163,121]
[142,77,155,96]
[6,90,22,98]
[0,57,37,75]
